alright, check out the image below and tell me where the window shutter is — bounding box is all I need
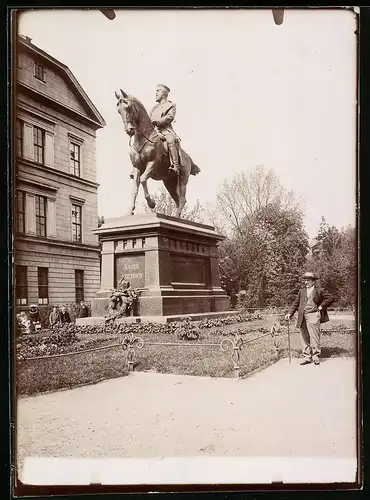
[46,199,57,237]
[23,123,34,161]
[79,144,83,177]
[25,194,36,234]
[45,132,54,167]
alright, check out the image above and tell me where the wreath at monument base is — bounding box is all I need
[104,276,140,321]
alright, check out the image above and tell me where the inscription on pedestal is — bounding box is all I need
[116,254,145,289]
[171,255,208,285]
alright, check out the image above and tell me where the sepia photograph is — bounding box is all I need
[11,7,360,493]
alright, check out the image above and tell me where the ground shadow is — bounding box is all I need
[320,346,350,358]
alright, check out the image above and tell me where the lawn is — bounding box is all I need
[16,315,356,396]
[16,346,127,396]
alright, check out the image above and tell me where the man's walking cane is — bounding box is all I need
[287,318,291,364]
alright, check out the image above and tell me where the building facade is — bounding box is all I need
[14,35,106,311]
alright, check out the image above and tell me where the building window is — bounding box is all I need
[16,119,23,157]
[70,143,81,177]
[75,270,84,302]
[16,190,26,234]
[38,267,48,305]
[16,266,28,305]
[35,195,47,237]
[72,204,82,242]
[34,61,45,82]
[33,126,45,164]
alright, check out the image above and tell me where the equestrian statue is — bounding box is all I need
[115,84,201,218]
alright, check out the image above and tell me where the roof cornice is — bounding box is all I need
[17,81,104,130]
[17,36,106,128]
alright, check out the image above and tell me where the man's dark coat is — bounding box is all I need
[289,286,334,328]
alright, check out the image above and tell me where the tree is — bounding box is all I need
[142,185,205,223]
[204,201,230,236]
[97,215,105,228]
[213,166,308,307]
[219,200,309,307]
[215,165,300,236]
[306,218,356,308]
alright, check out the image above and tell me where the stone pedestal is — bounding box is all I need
[91,213,230,317]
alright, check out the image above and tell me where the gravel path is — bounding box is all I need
[17,357,357,484]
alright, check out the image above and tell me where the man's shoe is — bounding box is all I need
[300,359,312,366]
[313,358,320,365]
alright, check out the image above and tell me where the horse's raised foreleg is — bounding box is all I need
[140,162,156,210]
[126,168,140,215]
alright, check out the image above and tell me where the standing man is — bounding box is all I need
[285,272,334,365]
[78,300,89,318]
[59,305,71,324]
[49,306,60,328]
[150,84,180,174]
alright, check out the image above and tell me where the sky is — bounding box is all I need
[18,8,358,238]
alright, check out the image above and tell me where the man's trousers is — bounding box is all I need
[299,311,321,360]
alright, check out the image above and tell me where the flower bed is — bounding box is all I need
[85,312,263,336]
[16,315,356,396]
[211,326,270,337]
[15,312,354,362]
[16,325,119,361]
[15,313,263,360]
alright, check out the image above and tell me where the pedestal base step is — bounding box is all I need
[76,310,241,326]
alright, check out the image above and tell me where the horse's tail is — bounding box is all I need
[190,161,201,176]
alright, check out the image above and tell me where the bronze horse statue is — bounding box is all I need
[115,89,200,217]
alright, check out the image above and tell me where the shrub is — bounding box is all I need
[176,320,202,341]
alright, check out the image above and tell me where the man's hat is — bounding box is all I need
[157,84,170,93]
[302,272,318,280]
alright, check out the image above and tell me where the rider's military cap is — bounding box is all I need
[157,84,171,93]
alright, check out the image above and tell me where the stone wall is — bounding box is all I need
[15,239,100,306]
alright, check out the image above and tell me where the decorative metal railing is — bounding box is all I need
[236,306,354,316]
[19,325,356,378]
[120,327,281,378]
[118,323,355,377]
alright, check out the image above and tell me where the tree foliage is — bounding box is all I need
[219,200,309,308]
[212,166,308,308]
[142,185,205,223]
[306,217,356,307]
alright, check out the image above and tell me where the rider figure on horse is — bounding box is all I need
[150,84,180,174]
